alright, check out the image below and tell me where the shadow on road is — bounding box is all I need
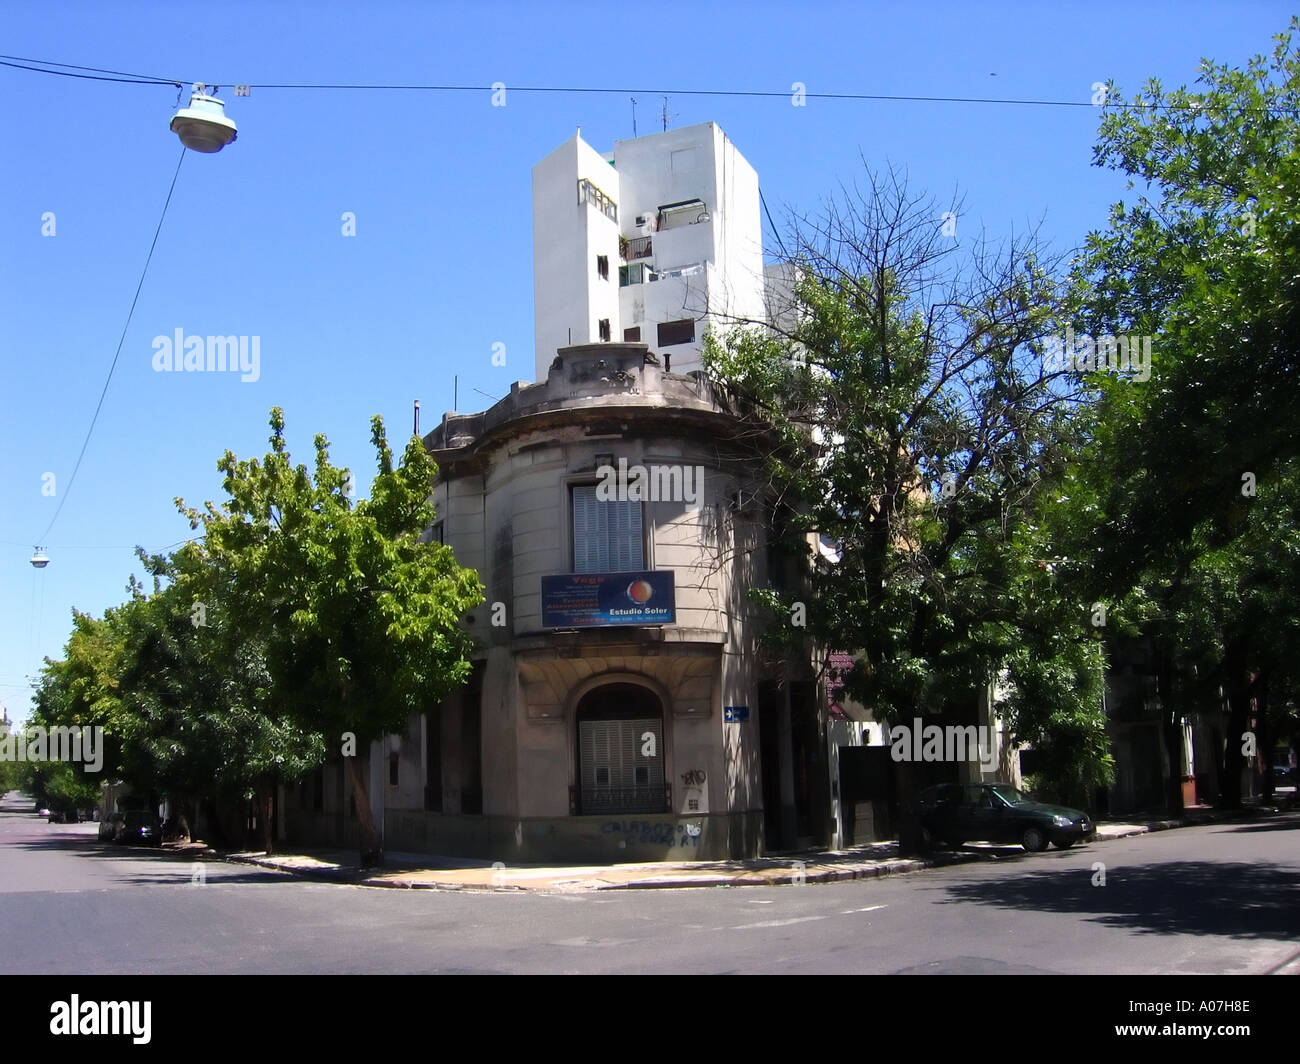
[1209,818,1300,835]
[938,854,1300,940]
[5,831,295,886]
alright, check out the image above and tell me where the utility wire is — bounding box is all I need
[760,188,790,261]
[38,147,187,545]
[4,53,1295,113]
[0,57,177,85]
[0,53,180,83]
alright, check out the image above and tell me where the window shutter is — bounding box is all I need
[573,485,599,573]
[578,717,665,813]
[572,486,643,573]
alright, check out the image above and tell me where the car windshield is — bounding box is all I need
[989,784,1033,805]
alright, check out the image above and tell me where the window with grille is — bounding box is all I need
[572,484,643,573]
[578,717,664,814]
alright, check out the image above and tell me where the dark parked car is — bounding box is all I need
[46,809,82,823]
[100,810,161,845]
[919,782,1094,852]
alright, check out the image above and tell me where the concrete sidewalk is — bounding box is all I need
[195,803,1289,893]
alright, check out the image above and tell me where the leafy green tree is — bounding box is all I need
[707,166,1110,850]
[22,758,100,819]
[115,554,324,851]
[27,607,132,816]
[1070,18,1300,807]
[0,752,20,796]
[177,408,483,866]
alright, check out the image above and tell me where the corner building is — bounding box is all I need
[285,122,827,862]
[392,341,794,861]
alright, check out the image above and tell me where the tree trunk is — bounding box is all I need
[261,789,274,856]
[1156,642,1185,817]
[895,757,926,856]
[344,753,382,868]
[1218,642,1249,810]
[1254,670,1271,802]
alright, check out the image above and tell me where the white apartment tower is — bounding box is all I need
[532,122,769,380]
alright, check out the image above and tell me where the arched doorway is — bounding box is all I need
[575,683,665,815]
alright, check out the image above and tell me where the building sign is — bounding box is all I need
[724,706,750,723]
[541,571,675,628]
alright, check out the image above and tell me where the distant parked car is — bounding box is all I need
[1274,764,1295,785]
[38,807,51,818]
[100,810,161,845]
[920,782,1095,852]
[47,809,81,823]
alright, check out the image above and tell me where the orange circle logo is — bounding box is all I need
[627,580,654,604]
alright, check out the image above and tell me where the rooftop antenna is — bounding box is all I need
[631,97,637,137]
[660,96,672,132]
[413,399,420,437]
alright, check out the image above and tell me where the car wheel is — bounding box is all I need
[1021,826,1048,852]
[1053,838,1076,849]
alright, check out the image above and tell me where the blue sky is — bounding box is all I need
[0,0,1291,720]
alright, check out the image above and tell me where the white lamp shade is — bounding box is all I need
[170,92,238,153]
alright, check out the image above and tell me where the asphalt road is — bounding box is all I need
[2,792,1297,974]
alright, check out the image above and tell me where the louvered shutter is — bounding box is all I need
[572,486,643,573]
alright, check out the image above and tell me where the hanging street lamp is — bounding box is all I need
[170,84,238,153]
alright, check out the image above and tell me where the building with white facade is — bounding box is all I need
[532,122,772,379]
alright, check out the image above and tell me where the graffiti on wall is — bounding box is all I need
[601,820,703,847]
[680,768,707,813]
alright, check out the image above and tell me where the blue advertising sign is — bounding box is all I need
[724,706,750,723]
[541,570,676,628]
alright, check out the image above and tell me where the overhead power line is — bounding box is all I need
[0,56,178,85]
[38,148,187,545]
[4,53,1294,113]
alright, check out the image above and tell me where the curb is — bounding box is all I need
[208,806,1288,893]
[598,852,984,890]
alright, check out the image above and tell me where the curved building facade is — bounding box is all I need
[370,342,807,862]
